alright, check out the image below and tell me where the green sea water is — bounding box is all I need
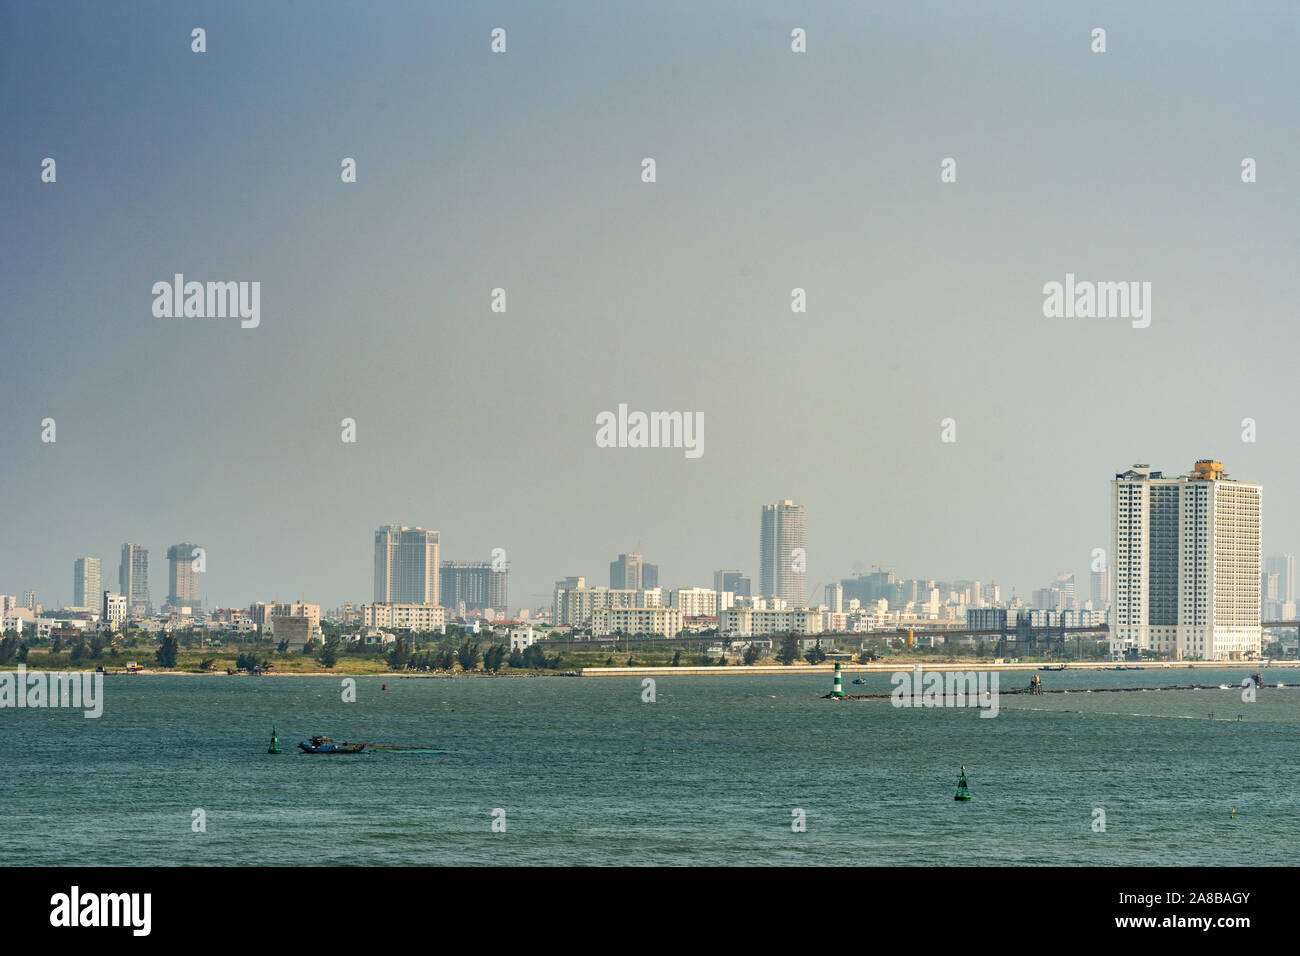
[2,667,1297,865]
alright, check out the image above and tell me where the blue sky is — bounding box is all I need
[2,1,1298,610]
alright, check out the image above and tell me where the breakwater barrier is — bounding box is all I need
[822,683,1296,700]
[579,661,1295,678]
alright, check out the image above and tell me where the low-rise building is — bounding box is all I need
[671,587,719,618]
[270,615,311,650]
[719,607,822,638]
[822,611,848,633]
[267,601,321,635]
[591,605,683,638]
[362,602,447,634]
[682,615,718,634]
[359,627,396,646]
[552,583,664,626]
[508,626,541,651]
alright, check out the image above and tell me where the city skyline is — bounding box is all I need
[11,459,1293,624]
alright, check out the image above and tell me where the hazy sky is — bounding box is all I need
[3,1,1298,613]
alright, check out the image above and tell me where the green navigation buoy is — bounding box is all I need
[954,765,971,802]
[267,724,281,754]
[831,661,845,698]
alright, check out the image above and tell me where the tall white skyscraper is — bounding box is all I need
[760,499,806,607]
[73,557,101,609]
[1110,460,1261,660]
[374,525,440,604]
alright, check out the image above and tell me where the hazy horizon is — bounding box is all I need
[4,1,1298,612]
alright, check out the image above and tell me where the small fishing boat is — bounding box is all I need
[297,738,366,754]
[295,735,444,755]
[852,677,868,685]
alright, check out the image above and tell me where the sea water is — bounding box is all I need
[1,668,1295,865]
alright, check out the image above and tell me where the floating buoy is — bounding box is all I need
[267,724,281,754]
[382,684,387,691]
[954,765,971,802]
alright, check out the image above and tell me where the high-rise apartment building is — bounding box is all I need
[1090,568,1111,611]
[73,557,101,609]
[166,542,202,606]
[373,525,440,604]
[609,553,657,590]
[1264,553,1295,604]
[760,500,806,606]
[610,553,640,589]
[1110,461,1261,660]
[21,590,35,611]
[825,583,843,613]
[119,543,150,614]
[440,561,509,615]
[713,569,752,599]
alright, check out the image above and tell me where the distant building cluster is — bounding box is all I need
[1262,552,1296,622]
[61,540,209,623]
[4,472,1284,662]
